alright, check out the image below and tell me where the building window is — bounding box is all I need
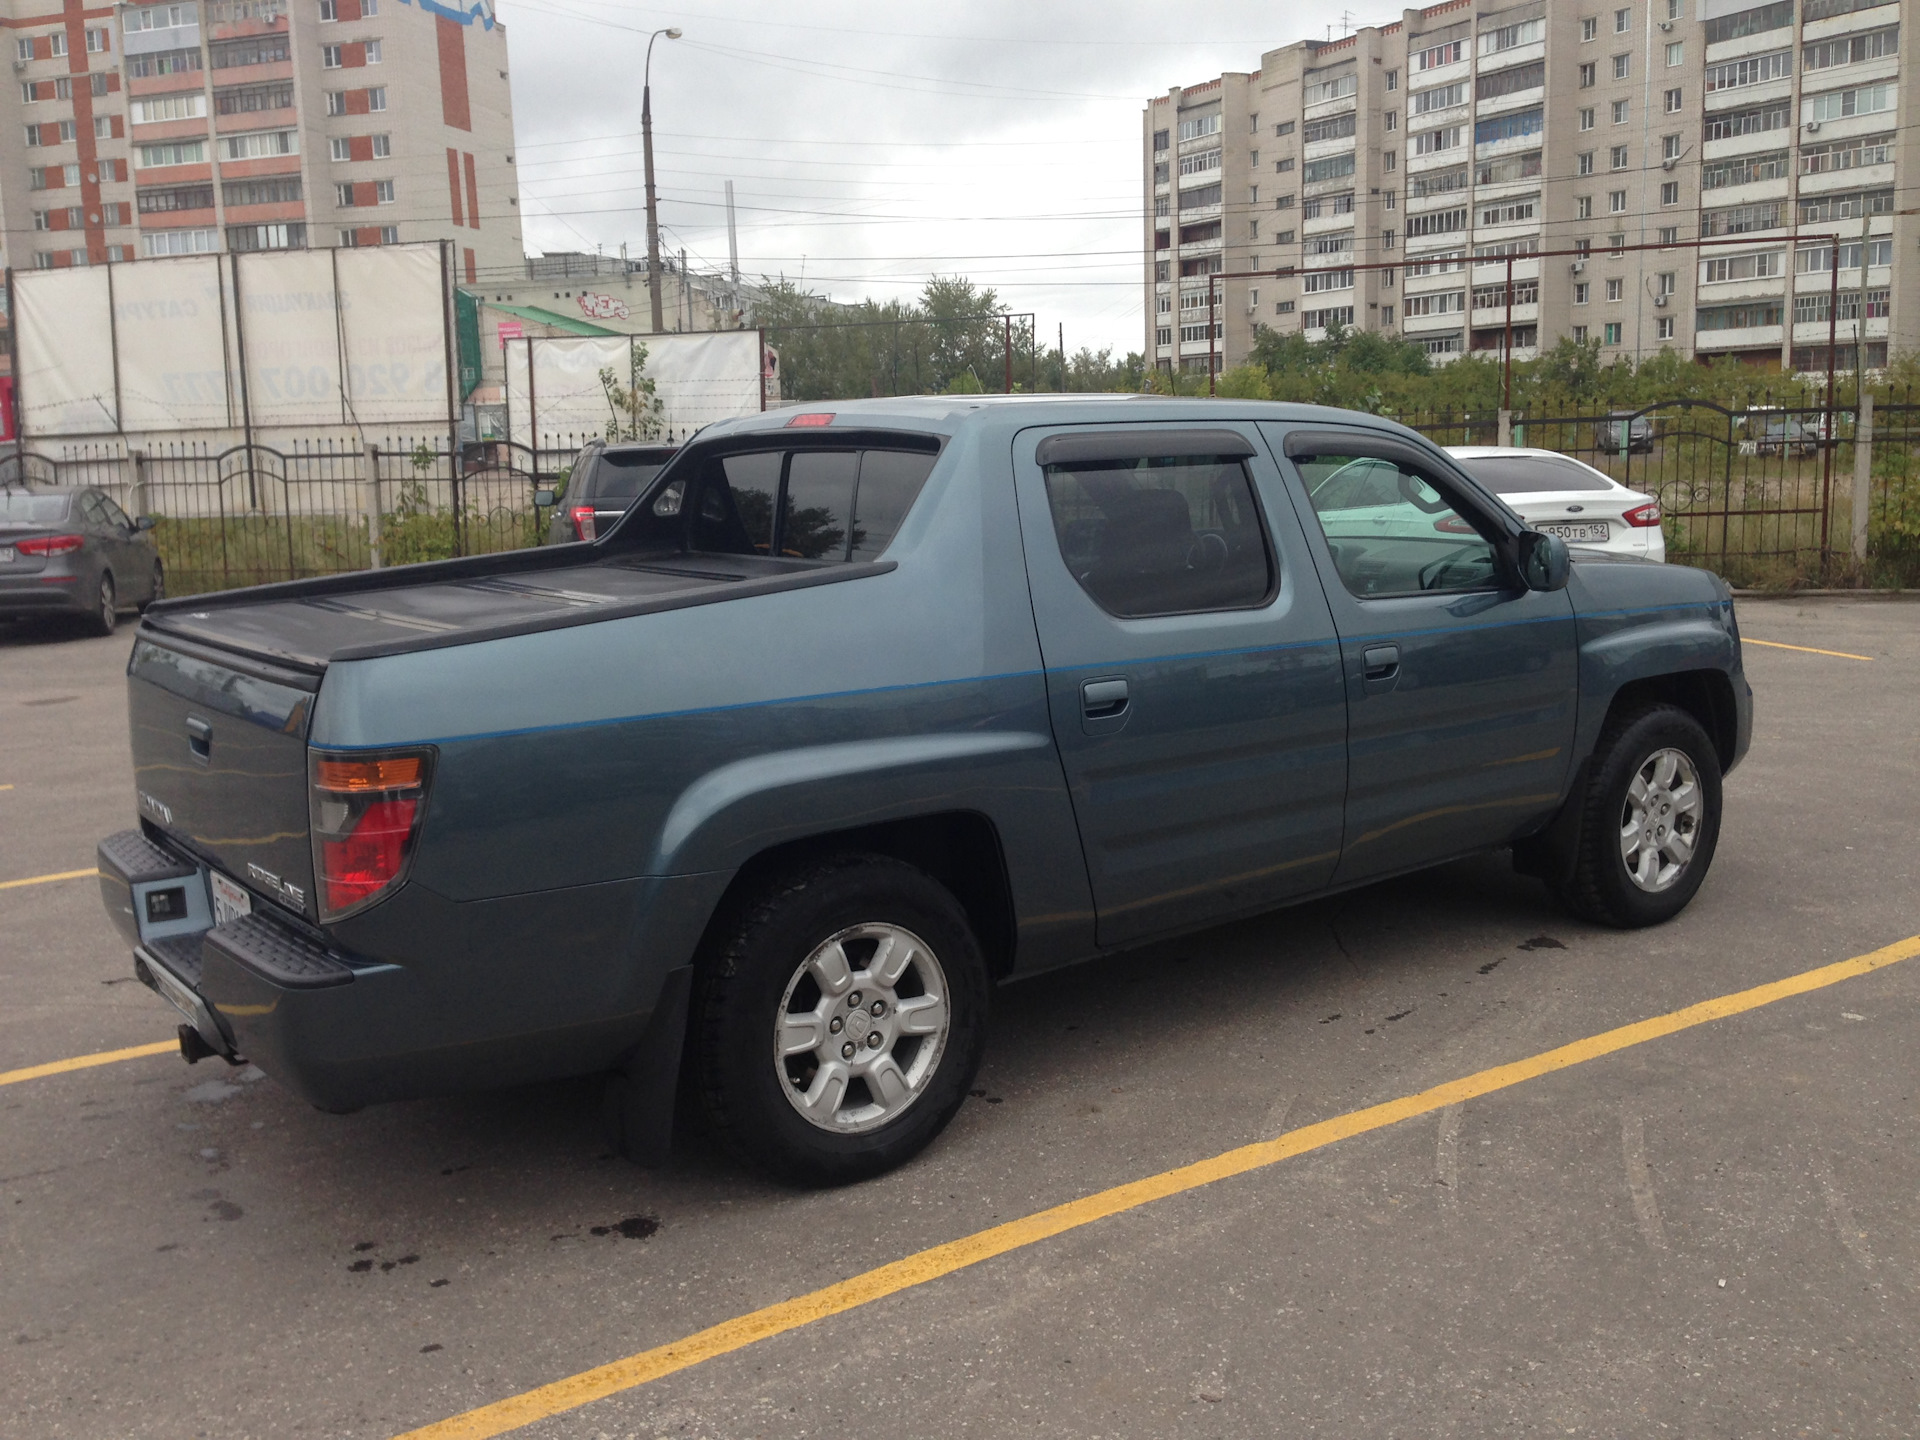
[1577,195,1594,219]
[1384,151,1396,171]
[123,4,199,30]
[1579,107,1596,130]
[323,43,343,66]
[1387,69,1399,90]
[1615,7,1630,31]
[326,90,347,115]
[331,136,351,161]
[1665,41,1683,67]
[1277,300,1294,314]
[216,81,295,114]
[220,129,297,160]
[135,140,207,168]
[1663,134,1681,160]
[1661,180,1680,205]
[1275,157,1293,173]
[1609,189,1627,212]
[1667,0,1681,15]
[1382,305,1394,324]
[1383,228,1396,248]
[1385,110,1397,130]
[1606,278,1624,301]
[1656,271,1675,296]
[48,31,67,56]
[1658,225,1679,245]
[1581,16,1598,40]
[1604,322,1622,344]
[364,39,381,62]
[1664,88,1683,113]
[1657,317,1675,340]
[1273,120,1293,137]
[368,86,386,109]
[222,176,301,206]
[1152,128,1169,152]
[1154,327,1172,347]
[1611,145,1628,169]
[228,222,307,251]
[210,34,290,67]
[143,228,219,257]
[1573,324,1589,342]
[320,0,336,16]
[1578,151,1595,175]
[1579,61,1597,86]
[1575,282,1591,304]
[1612,99,1629,123]
[14,37,30,62]
[1613,53,1630,79]
[86,27,110,53]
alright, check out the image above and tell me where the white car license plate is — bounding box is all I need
[1539,522,1610,543]
[0,545,14,563]
[210,870,252,926]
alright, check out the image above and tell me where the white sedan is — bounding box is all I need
[1446,446,1665,563]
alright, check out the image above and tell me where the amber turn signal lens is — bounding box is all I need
[315,756,423,792]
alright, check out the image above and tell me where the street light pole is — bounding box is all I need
[642,27,682,335]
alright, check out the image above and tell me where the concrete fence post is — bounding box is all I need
[1851,391,1873,566]
[364,440,383,570]
[1497,409,1513,447]
[129,448,148,520]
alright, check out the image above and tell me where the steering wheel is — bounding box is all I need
[1418,543,1486,591]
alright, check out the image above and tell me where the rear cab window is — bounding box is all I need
[1453,454,1615,495]
[614,440,940,565]
[585,448,676,502]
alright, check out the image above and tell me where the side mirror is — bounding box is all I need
[134,514,157,531]
[533,488,556,508]
[1517,530,1571,592]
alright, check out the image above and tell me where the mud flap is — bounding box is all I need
[1511,759,1591,888]
[601,965,693,1168]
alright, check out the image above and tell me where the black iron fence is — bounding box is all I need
[10,397,1920,596]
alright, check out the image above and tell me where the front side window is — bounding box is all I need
[1291,450,1498,597]
[1040,444,1274,618]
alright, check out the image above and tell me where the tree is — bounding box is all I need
[598,339,664,442]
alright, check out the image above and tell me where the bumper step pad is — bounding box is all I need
[98,829,197,885]
[205,914,355,989]
[144,932,206,989]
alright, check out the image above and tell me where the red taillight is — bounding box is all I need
[15,533,84,556]
[1433,515,1477,534]
[310,748,432,921]
[786,412,835,428]
[1623,501,1663,527]
[571,505,597,542]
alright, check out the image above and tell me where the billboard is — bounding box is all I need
[503,330,770,450]
[11,243,453,439]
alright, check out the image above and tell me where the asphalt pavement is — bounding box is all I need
[2,596,1916,1440]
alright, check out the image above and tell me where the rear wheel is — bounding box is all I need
[86,573,118,637]
[1554,704,1722,928]
[693,854,989,1185]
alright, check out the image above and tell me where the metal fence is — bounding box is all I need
[9,396,1920,596]
[1392,395,1920,589]
[0,434,602,598]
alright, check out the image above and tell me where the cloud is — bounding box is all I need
[499,0,1356,355]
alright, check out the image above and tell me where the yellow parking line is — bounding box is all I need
[0,783,14,790]
[394,931,1920,1440]
[1744,638,1874,661]
[0,1040,177,1088]
[0,867,97,891]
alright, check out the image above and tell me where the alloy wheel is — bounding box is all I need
[1619,746,1702,893]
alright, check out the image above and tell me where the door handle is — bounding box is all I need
[1362,644,1400,681]
[1081,677,1130,719]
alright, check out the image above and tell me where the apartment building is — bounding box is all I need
[0,0,520,282]
[1143,0,1912,374]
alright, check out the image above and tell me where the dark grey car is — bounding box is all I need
[0,485,163,634]
[543,441,679,545]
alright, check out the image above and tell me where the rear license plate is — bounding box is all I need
[0,546,13,563]
[1539,522,1610,543]
[210,870,252,926]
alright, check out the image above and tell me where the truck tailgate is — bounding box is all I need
[128,636,318,919]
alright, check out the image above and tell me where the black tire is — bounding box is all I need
[1554,703,1722,928]
[86,572,118,637]
[138,561,164,612]
[693,853,989,1186]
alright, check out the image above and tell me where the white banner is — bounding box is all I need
[15,266,117,435]
[112,256,232,431]
[336,245,450,426]
[505,330,767,449]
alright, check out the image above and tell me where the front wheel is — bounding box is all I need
[1554,704,1723,928]
[138,561,165,612]
[693,854,989,1185]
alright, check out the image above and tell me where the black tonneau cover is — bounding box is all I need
[142,549,894,670]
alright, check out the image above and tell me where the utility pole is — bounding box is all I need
[1855,207,1871,399]
[1058,321,1065,391]
[726,180,740,286]
[642,27,681,334]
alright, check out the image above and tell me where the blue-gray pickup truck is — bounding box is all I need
[98,397,1751,1184]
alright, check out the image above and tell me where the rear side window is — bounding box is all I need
[642,446,938,563]
[1040,451,1274,618]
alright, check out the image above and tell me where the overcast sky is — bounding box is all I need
[497,0,1360,357]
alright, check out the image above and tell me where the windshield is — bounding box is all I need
[1453,455,1614,495]
[0,493,69,523]
[586,449,676,501]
